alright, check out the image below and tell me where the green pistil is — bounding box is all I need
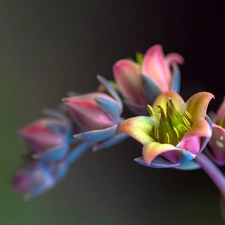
[148,98,193,145]
[136,52,144,67]
[166,98,192,140]
[157,105,178,145]
[147,105,154,116]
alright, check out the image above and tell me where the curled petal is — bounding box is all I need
[186,92,214,122]
[118,116,157,145]
[178,118,212,154]
[113,59,146,104]
[142,142,195,165]
[73,124,118,143]
[166,53,184,65]
[142,45,170,92]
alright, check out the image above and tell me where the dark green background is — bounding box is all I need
[1,1,225,224]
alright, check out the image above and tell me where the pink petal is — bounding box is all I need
[65,100,114,130]
[166,53,184,65]
[19,119,64,151]
[177,118,212,154]
[186,92,214,122]
[142,45,170,92]
[118,116,156,145]
[113,59,146,104]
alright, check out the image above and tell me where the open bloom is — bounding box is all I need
[207,98,225,165]
[118,91,213,169]
[113,45,184,115]
[19,110,71,162]
[63,76,127,148]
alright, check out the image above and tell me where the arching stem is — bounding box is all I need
[194,153,225,199]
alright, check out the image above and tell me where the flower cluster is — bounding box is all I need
[12,44,225,209]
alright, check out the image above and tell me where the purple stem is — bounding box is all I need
[194,153,225,199]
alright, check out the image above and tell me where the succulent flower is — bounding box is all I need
[19,110,71,162]
[63,75,128,149]
[113,45,184,115]
[118,91,213,169]
[207,98,225,165]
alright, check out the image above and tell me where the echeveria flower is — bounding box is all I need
[118,91,213,169]
[207,98,225,165]
[19,110,71,162]
[63,76,127,147]
[113,45,184,115]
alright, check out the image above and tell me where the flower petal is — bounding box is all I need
[113,59,146,104]
[94,97,122,122]
[93,132,129,151]
[186,92,214,122]
[169,63,181,93]
[165,53,184,65]
[97,75,122,105]
[73,124,118,143]
[140,74,162,104]
[174,161,200,170]
[32,144,69,162]
[142,45,170,92]
[65,98,115,130]
[153,91,186,119]
[178,118,212,154]
[142,142,195,165]
[118,116,157,144]
[134,156,180,168]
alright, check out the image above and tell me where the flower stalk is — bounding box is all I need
[194,152,225,200]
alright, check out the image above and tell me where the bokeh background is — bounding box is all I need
[1,1,225,224]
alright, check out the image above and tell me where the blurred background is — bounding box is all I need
[1,1,225,225]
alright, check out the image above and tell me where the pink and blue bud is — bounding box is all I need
[118,91,213,169]
[19,110,71,162]
[63,75,128,150]
[113,45,184,115]
[12,141,91,198]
